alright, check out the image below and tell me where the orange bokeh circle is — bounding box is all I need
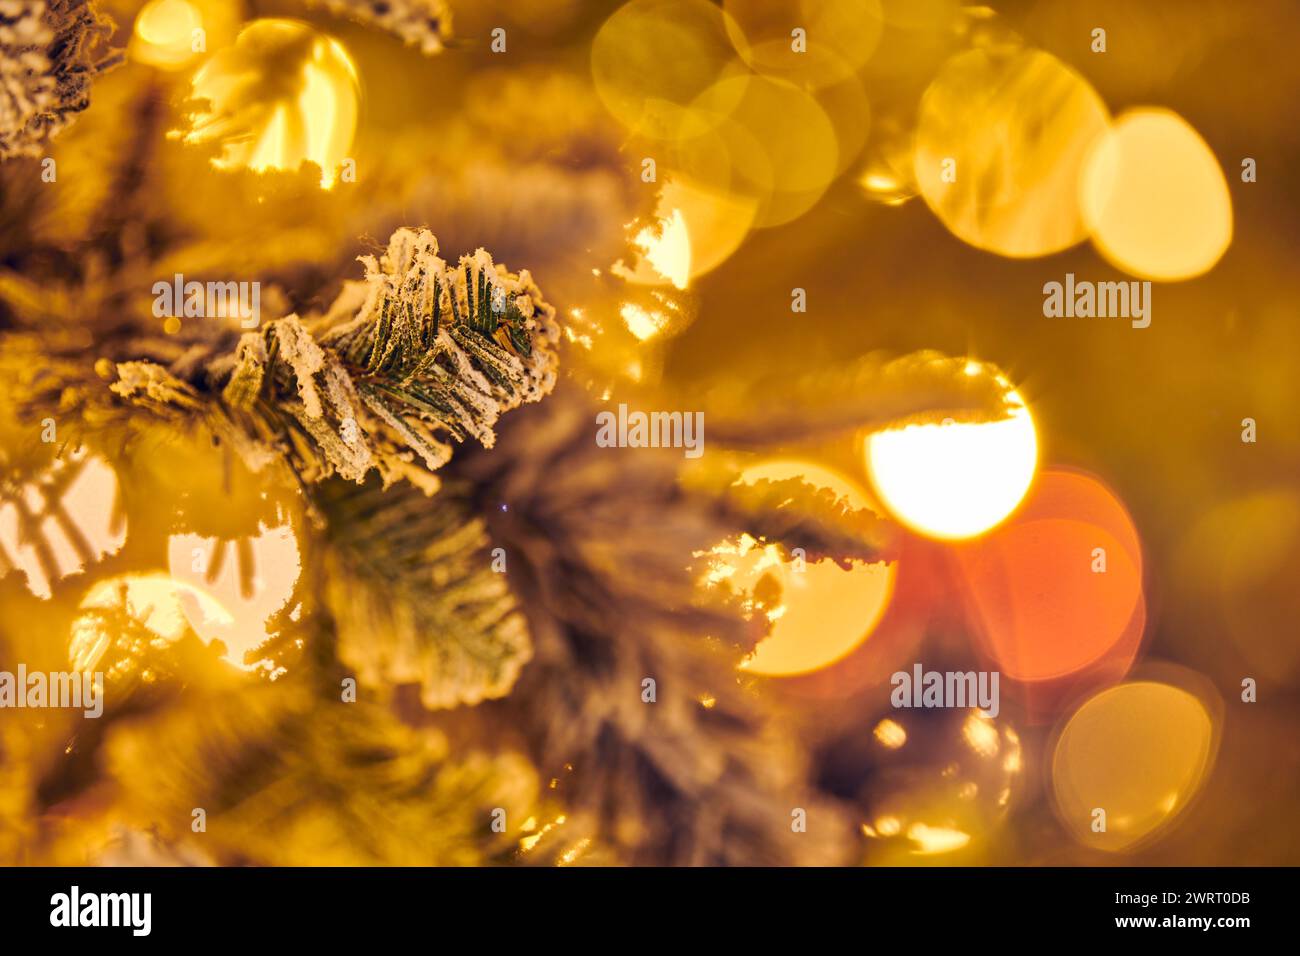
[954,469,1145,685]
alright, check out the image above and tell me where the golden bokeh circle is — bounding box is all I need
[813,70,873,175]
[914,48,1111,257]
[711,459,896,678]
[591,0,747,140]
[1081,108,1233,281]
[658,177,760,280]
[722,0,884,89]
[1052,681,1216,852]
[690,74,840,228]
[865,371,1039,541]
[132,0,204,70]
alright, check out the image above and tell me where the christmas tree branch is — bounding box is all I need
[707,473,899,569]
[104,680,540,865]
[303,0,453,55]
[448,389,856,865]
[313,474,532,710]
[0,0,121,160]
[701,349,1017,447]
[108,228,560,489]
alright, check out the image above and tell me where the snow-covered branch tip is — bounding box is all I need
[0,0,121,160]
[112,228,560,489]
[302,0,453,56]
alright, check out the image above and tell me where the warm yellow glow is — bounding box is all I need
[72,572,235,676]
[866,379,1038,540]
[591,0,746,139]
[184,19,359,188]
[722,0,884,89]
[907,823,971,855]
[620,302,668,341]
[1082,108,1233,280]
[691,74,839,228]
[615,286,694,345]
[132,0,204,70]
[1052,681,1216,852]
[711,459,896,677]
[875,815,902,837]
[659,176,758,278]
[856,119,919,207]
[79,573,233,641]
[247,105,290,174]
[0,453,126,599]
[962,712,1000,758]
[863,172,901,193]
[873,718,907,749]
[167,521,301,672]
[557,838,591,866]
[515,813,569,856]
[859,171,912,207]
[915,49,1110,257]
[624,208,692,289]
[644,209,691,288]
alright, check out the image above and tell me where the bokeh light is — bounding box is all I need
[961,520,1141,682]
[656,176,758,279]
[620,208,693,289]
[1052,680,1217,852]
[690,74,840,228]
[956,469,1144,685]
[1081,107,1233,280]
[845,708,1022,862]
[722,0,884,89]
[0,452,126,600]
[1014,468,1143,574]
[72,572,234,671]
[591,0,745,140]
[167,521,301,673]
[914,48,1110,257]
[865,369,1038,540]
[131,0,205,71]
[1179,489,1300,684]
[856,116,918,206]
[616,284,696,346]
[705,459,896,677]
[183,19,359,188]
[811,71,873,175]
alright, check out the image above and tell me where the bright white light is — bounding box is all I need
[866,388,1038,540]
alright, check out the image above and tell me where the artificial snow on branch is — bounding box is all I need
[708,473,899,570]
[315,474,532,710]
[449,389,857,865]
[303,0,453,56]
[105,680,539,865]
[111,228,560,489]
[0,0,120,160]
[702,349,1016,447]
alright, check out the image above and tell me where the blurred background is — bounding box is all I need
[2,0,1298,866]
